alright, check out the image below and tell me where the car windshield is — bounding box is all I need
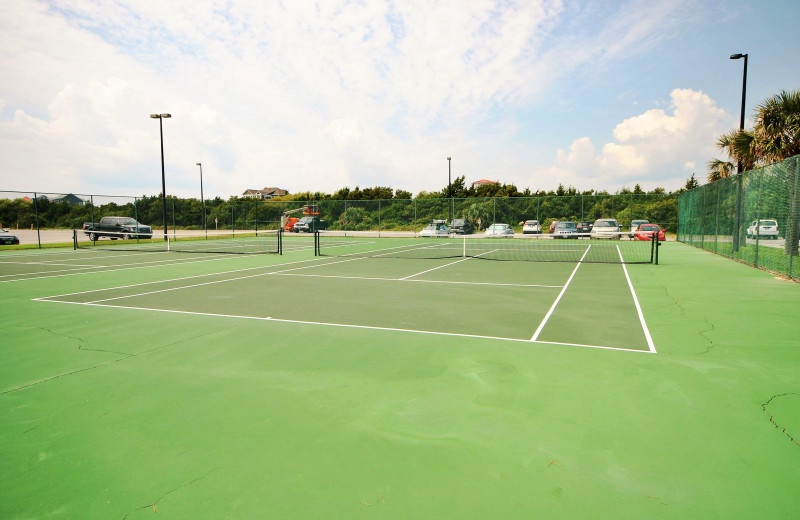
[556,222,576,230]
[640,225,658,231]
[451,219,465,225]
[298,217,313,223]
[594,219,617,227]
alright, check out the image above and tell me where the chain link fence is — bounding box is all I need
[678,155,800,280]
[1,190,678,247]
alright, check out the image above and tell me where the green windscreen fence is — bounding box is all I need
[678,155,800,280]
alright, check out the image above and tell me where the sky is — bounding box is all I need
[1,0,799,200]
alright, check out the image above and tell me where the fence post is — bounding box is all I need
[33,192,41,249]
[699,188,706,250]
[714,183,720,252]
[753,169,763,268]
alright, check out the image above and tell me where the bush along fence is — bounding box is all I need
[678,154,800,281]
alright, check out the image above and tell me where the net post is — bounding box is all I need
[278,228,283,255]
[462,234,466,258]
[73,229,77,250]
[314,230,319,256]
[166,234,171,252]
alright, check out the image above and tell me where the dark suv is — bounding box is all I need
[576,221,593,235]
[293,216,327,233]
[449,218,473,234]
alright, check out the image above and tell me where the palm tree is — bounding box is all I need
[752,89,800,163]
[706,158,735,182]
[714,128,756,171]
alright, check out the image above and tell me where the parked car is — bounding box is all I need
[522,220,542,234]
[553,221,578,239]
[0,228,20,245]
[634,223,665,241]
[419,220,450,237]
[576,221,593,235]
[485,223,514,237]
[630,219,649,238]
[83,216,152,240]
[449,218,473,234]
[746,219,779,240]
[293,216,327,233]
[548,221,560,233]
[591,218,621,239]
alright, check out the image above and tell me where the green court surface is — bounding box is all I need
[1,239,798,519]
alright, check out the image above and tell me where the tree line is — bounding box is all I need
[0,184,685,234]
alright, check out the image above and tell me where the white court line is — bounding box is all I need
[529,245,592,341]
[398,249,502,280]
[33,256,349,300]
[617,245,657,353]
[0,252,242,281]
[79,256,368,304]
[35,299,653,353]
[399,257,473,280]
[272,272,561,288]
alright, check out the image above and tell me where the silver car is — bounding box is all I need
[553,221,578,239]
[591,218,621,239]
[485,223,514,237]
[419,220,450,237]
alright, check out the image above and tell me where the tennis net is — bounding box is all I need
[314,230,658,263]
[73,229,282,254]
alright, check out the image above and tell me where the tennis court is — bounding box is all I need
[1,236,798,519]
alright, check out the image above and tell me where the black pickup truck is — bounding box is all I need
[83,216,152,241]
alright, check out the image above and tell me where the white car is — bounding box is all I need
[590,218,621,239]
[419,220,450,237]
[746,219,779,240]
[522,220,542,234]
[485,223,514,237]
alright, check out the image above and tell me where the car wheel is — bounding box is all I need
[89,233,98,241]
[122,234,130,240]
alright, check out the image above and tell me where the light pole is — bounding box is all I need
[196,162,206,237]
[150,113,171,241]
[447,156,452,221]
[730,53,747,252]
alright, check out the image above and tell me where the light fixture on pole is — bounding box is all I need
[150,113,171,241]
[196,162,206,237]
[729,53,747,252]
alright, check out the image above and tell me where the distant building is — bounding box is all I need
[471,179,498,189]
[242,187,289,200]
[37,193,86,205]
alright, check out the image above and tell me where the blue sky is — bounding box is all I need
[1,0,798,199]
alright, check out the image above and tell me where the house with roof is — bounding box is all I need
[242,187,289,200]
[36,193,86,205]
[471,179,498,189]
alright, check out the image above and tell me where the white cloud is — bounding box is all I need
[545,88,732,192]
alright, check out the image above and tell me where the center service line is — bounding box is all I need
[529,245,591,342]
